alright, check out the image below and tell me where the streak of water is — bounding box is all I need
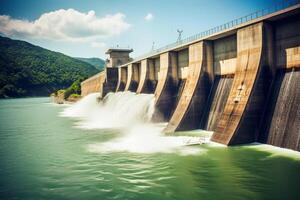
[61,92,209,154]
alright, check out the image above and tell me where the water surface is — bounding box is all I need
[0,97,300,200]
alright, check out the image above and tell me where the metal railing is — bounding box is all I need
[109,45,132,50]
[131,0,299,62]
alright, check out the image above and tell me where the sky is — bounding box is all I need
[0,0,279,59]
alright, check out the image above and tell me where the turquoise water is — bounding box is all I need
[0,97,300,200]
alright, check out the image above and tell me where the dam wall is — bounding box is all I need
[262,68,300,151]
[258,14,300,151]
[152,49,190,122]
[81,3,300,151]
[81,71,106,96]
[102,68,119,97]
[81,68,118,98]
[165,42,213,132]
[201,35,237,131]
[211,22,274,145]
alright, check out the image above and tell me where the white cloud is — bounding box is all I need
[144,13,154,21]
[0,9,131,41]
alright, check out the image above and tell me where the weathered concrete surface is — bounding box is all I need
[102,68,119,97]
[153,53,169,103]
[203,75,234,131]
[125,63,140,92]
[136,59,149,93]
[152,52,179,121]
[147,57,160,93]
[124,64,133,91]
[136,58,160,94]
[262,68,300,151]
[286,47,300,68]
[211,22,274,145]
[177,49,189,78]
[213,35,237,76]
[200,35,237,131]
[273,15,300,69]
[81,71,106,96]
[165,41,213,132]
[155,47,205,124]
[116,66,128,92]
[258,15,300,151]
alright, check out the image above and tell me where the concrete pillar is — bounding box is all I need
[153,52,179,121]
[136,59,149,93]
[211,22,274,145]
[199,35,237,131]
[116,66,128,92]
[124,64,133,91]
[154,53,170,102]
[124,63,140,92]
[136,58,160,94]
[164,41,213,132]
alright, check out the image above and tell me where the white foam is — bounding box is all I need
[87,123,207,154]
[61,91,210,154]
[245,143,300,160]
[61,92,155,129]
[60,92,101,118]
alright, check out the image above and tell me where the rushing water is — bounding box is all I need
[0,96,300,200]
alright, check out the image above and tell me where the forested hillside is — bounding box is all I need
[0,36,99,98]
[75,57,105,71]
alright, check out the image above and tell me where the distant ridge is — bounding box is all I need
[0,36,99,98]
[75,57,105,71]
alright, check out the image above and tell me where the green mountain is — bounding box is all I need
[75,57,105,71]
[0,36,99,98]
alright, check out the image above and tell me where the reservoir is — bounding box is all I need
[0,96,300,200]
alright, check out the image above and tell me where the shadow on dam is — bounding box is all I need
[117,67,128,92]
[152,49,189,123]
[259,68,300,151]
[139,57,160,94]
[128,63,141,92]
[201,75,234,131]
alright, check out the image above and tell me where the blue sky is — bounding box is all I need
[0,0,278,59]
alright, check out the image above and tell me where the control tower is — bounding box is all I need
[105,48,133,68]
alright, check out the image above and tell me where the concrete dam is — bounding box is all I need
[81,3,300,152]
